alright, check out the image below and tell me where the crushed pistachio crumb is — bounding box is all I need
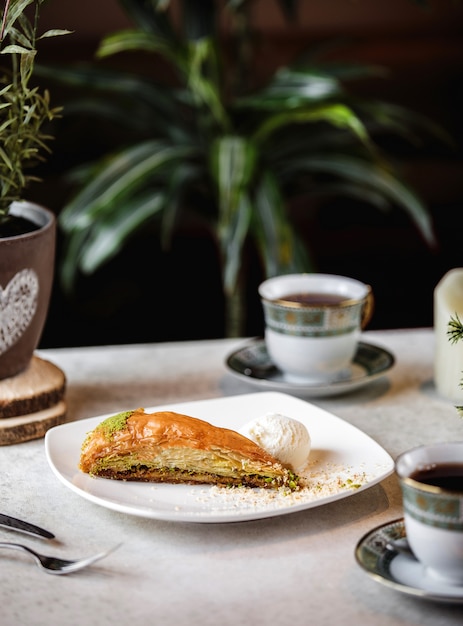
[96,410,135,440]
[191,460,373,515]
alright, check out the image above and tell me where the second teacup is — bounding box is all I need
[258,273,373,382]
[396,442,463,585]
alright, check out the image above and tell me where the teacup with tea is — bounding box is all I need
[258,273,373,382]
[396,441,463,585]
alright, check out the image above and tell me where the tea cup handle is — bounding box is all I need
[361,287,374,329]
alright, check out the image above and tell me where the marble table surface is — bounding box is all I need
[1,328,463,626]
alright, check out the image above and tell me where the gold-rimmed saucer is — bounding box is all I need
[355,518,463,604]
[225,339,394,398]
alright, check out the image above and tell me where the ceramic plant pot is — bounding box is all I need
[0,201,56,380]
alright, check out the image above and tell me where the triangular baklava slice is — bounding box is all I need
[79,408,298,490]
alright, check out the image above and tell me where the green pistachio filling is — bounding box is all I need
[82,410,134,451]
[88,450,299,490]
[96,410,134,440]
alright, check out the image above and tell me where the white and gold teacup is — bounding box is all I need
[396,442,463,585]
[258,273,373,383]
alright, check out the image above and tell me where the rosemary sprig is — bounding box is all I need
[447,313,463,345]
[0,0,70,219]
[447,313,463,418]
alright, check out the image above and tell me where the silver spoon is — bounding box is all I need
[0,541,121,575]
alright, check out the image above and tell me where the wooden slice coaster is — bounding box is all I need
[0,400,67,445]
[0,356,66,419]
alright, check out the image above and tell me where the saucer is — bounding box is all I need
[225,339,394,398]
[355,518,463,604]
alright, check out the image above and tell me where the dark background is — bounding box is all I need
[31,0,463,348]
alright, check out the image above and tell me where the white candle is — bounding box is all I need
[434,268,463,402]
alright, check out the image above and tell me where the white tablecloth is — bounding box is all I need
[2,328,463,626]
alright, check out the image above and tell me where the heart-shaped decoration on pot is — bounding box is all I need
[0,269,39,356]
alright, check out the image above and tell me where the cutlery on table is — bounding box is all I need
[0,513,55,539]
[0,541,121,575]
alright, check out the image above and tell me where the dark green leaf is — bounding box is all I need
[252,171,312,277]
[59,141,197,230]
[221,192,252,294]
[79,191,166,274]
[159,161,204,248]
[253,103,372,152]
[236,68,342,110]
[357,99,454,147]
[186,38,228,128]
[210,135,257,231]
[286,154,436,246]
[96,29,181,67]
[300,181,390,211]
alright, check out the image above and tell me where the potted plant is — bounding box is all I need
[0,0,69,379]
[45,0,445,337]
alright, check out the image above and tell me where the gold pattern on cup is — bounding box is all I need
[361,288,374,329]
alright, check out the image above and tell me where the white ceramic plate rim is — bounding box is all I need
[45,391,394,523]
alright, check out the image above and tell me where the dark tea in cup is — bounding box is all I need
[409,462,463,493]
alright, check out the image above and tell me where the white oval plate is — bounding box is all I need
[45,391,393,523]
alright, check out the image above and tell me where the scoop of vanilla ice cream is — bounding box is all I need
[239,413,311,471]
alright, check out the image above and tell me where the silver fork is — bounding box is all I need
[0,541,121,575]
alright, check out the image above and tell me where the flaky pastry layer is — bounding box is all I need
[79,408,298,490]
